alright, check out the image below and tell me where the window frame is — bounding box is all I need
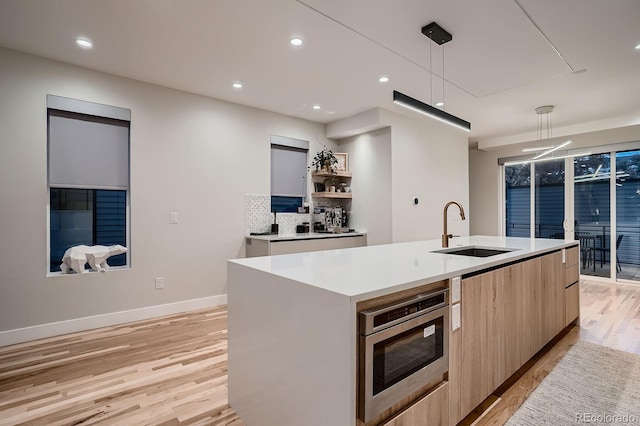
[46,95,131,276]
[270,135,309,214]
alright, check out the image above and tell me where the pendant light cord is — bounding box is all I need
[429,32,433,105]
[442,43,445,110]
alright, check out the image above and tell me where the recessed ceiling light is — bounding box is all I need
[435,102,444,107]
[75,37,93,48]
[232,82,243,89]
[635,43,640,50]
[312,105,321,110]
[378,76,389,83]
[290,37,303,46]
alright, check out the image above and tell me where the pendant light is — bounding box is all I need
[525,105,572,160]
[393,22,471,132]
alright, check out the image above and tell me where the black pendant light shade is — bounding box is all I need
[393,21,471,132]
[393,90,471,132]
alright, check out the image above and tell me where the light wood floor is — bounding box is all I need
[0,279,638,425]
[0,306,243,426]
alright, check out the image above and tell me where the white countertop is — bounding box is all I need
[246,231,366,241]
[230,235,578,300]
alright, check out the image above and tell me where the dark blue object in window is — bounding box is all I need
[271,196,302,213]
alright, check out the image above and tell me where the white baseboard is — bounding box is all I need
[0,294,227,347]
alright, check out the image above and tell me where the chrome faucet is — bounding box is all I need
[442,201,466,248]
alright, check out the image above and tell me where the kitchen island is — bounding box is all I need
[227,236,579,426]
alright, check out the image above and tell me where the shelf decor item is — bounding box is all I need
[333,153,349,172]
[310,147,338,172]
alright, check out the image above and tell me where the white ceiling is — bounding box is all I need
[0,0,639,148]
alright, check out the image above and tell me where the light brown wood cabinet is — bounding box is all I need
[564,245,580,326]
[459,248,573,419]
[381,382,448,426]
[541,250,566,343]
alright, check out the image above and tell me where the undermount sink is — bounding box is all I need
[432,246,519,258]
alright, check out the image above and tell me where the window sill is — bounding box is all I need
[47,265,130,278]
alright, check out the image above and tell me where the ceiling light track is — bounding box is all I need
[513,0,575,72]
[295,0,477,98]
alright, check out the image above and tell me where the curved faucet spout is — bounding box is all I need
[442,201,466,248]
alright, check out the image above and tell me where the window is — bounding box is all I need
[534,159,565,238]
[47,95,130,273]
[505,163,531,237]
[502,143,640,282]
[270,135,308,213]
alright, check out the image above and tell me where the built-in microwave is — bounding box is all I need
[358,288,449,422]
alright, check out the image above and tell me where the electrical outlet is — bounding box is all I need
[452,303,461,331]
[155,277,165,289]
[170,212,178,224]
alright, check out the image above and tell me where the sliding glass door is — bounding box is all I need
[615,150,640,282]
[503,146,640,282]
[574,154,611,278]
[505,164,531,237]
[534,159,565,238]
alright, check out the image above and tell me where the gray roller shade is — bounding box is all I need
[271,145,307,197]
[49,111,130,189]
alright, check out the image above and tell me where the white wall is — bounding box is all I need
[469,125,640,236]
[387,111,469,243]
[338,127,392,246]
[0,47,335,335]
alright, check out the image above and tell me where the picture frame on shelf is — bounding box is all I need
[334,153,349,172]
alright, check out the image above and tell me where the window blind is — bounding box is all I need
[48,111,130,189]
[271,145,307,197]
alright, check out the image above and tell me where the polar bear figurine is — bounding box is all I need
[60,245,128,274]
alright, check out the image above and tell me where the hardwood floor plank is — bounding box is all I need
[0,282,636,425]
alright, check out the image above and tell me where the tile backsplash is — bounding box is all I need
[244,194,312,235]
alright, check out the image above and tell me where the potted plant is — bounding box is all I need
[310,147,338,172]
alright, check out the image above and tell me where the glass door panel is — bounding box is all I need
[535,159,565,238]
[574,154,611,278]
[505,164,531,237]
[615,150,640,282]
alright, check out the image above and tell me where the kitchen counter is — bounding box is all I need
[233,235,576,301]
[246,231,366,241]
[227,236,578,426]
[245,231,367,257]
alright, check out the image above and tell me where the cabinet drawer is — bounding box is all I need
[565,264,579,286]
[381,382,448,426]
[566,246,579,267]
[565,283,580,326]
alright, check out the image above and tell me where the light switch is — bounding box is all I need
[451,276,461,303]
[452,303,461,331]
[170,212,178,224]
[155,277,165,289]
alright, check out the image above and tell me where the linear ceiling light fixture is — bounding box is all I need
[504,151,592,166]
[393,91,470,132]
[532,139,572,159]
[522,146,554,152]
[392,22,471,132]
